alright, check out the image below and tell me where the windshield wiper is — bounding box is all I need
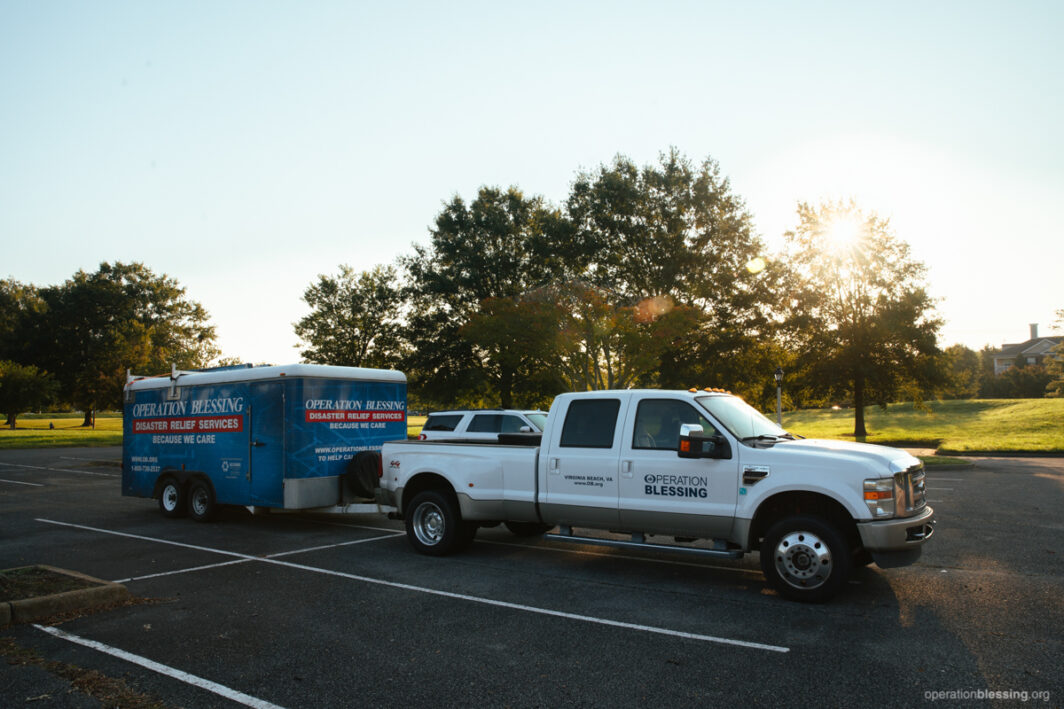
[741,434,782,443]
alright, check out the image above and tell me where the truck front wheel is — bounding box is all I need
[405,490,475,556]
[760,515,851,602]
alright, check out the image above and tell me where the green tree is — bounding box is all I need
[401,186,562,407]
[1046,309,1064,397]
[295,264,403,369]
[783,201,943,437]
[460,297,565,408]
[0,279,46,364]
[565,149,785,401]
[0,361,60,428]
[940,344,981,399]
[34,262,218,426]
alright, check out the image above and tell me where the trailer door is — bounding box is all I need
[249,381,285,506]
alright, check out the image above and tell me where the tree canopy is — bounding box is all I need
[0,361,59,428]
[19,262,218,424]
[295,264,403,369]
[782,201,943,436]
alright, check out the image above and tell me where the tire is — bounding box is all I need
[504,521,552,537]
[760,515,852,603]
[187,479,217,522]
[158,476,187,518]
[404,490,471,556]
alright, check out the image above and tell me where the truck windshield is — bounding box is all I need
[525,412,547,431]
[695,395,789,442]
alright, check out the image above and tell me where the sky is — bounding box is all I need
[2,0,1062,365]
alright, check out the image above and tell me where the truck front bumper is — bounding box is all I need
[857,505,935,568]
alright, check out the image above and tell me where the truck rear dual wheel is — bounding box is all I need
[760,515,851,603]
[405,490,476,556]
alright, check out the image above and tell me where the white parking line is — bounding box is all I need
[38,518,789,654]
[0,478,45,487]
[0,462,116,477]
[34,625,285,709]
[925,487,954,491]
[265,533,404,558]
[59,456,119,463]
[112,559,252,584]
[110,532,405,583]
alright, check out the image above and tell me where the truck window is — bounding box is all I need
[468,414,502,433]
[632,399,717,451]
[499,415,526,433]
[559,399,621,448]
[423,414,463,432]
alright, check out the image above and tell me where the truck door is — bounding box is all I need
[541,395,629,527]
[618,397,739,537]
[249,381,285,507]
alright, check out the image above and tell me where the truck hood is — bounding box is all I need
[758,437,921,476]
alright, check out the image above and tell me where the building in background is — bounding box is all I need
[992,324,1063,375]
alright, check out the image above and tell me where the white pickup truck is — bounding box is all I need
[377,389,935,602]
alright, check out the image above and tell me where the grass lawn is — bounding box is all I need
[782,399,1064,453]
[0,413,431,449]
[3,403,1059,454]
[408,415,427,439]
[0,414,123,449]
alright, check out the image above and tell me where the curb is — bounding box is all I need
[936,450,1064,458]
[1,566,130,626]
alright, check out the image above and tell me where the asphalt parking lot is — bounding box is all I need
[1,446,1061,708]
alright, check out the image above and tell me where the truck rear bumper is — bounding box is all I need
[857,505,935,552]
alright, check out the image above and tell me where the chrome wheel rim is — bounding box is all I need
[412,501,445,546]
[774,530,832,590]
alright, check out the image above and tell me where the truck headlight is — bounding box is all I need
[863,478,895,518]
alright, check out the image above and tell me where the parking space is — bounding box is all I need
[2,447,1062,707]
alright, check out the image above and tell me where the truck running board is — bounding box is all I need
[544,528,744,559]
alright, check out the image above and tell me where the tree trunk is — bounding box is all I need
[6,413,15,429]
[82,409,94,428]
[499,368,513,409]
[852,373,867,438]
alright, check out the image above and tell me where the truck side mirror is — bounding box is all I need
[678,424,732,460]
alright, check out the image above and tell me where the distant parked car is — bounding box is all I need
[418,409,548,441]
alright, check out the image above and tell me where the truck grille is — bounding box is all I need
[894,464,927,517]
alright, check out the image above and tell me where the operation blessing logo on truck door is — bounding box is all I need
[644,473,709,498]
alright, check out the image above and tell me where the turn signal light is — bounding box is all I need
[864,490,893,500]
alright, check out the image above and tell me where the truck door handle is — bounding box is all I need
[252,440,266,447]
[549,457,559,474]
[621,460,632,478]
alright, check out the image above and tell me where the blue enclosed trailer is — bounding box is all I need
[122,364,406,520]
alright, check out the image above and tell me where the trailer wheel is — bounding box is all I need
[188,479,217,522]
[504,521,551,537]
[760,514,851,603]
[158,477,187,518]
[405,490,470,556]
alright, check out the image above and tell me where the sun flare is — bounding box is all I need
[824,213,864,250]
